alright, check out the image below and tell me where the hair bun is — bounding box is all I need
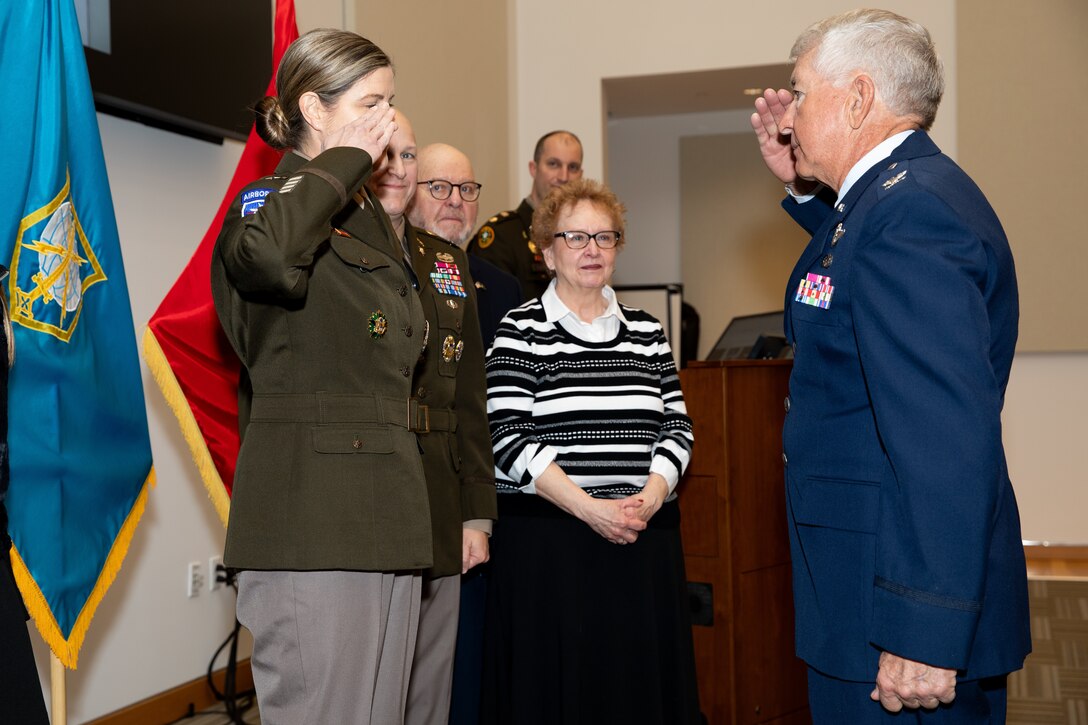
[254,95,290,150]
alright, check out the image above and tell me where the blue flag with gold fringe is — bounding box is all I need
[0,0,154,667]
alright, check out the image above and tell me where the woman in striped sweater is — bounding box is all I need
[481,179,701,724]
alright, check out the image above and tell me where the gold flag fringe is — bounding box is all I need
[9,470,154,669]
[141,326,231,527]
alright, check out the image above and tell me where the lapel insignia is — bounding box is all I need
[368,310,388,338]
[417,241,426,255]
[475,280,486,290]
[430,261,467,297]
[882,170,908,190]
[454,340,464,362]
[831,223,845,247]
[795,273,834,309]
[527,240,539,254]
[332,227,351,238]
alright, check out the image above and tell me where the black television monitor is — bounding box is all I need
[80,0,272,143]
[706,311,788,360]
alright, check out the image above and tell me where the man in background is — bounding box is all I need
[468,131,582,301]
[408,142,520,725]
[410,143,522,345]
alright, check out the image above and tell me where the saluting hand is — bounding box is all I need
[319,100,398,164]
[750,88,799,186]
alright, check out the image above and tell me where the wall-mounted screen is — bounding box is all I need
[78,0,272,142]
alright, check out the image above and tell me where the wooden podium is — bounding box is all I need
[677,360,810,724]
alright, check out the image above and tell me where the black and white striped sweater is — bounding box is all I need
[485,298,693,498]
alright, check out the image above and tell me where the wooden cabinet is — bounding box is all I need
[677,361,810,725]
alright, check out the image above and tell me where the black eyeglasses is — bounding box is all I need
[552,230,622,249]
[417,179,482,202]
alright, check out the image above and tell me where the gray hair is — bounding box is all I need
[791,9,944,130]
[255,29,392,150]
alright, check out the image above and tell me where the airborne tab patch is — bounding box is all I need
[241,188,273,217]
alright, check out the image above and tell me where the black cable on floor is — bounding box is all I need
[205,570,256,724]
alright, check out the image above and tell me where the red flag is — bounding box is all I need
[143,0,298,524]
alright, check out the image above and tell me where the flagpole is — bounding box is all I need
[51,652,66,725]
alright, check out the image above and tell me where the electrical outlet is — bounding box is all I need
[187,561,203,598]
[208,555,223,592]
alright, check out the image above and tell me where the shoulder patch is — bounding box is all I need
[477,225,495,249]
[241,188,273,217]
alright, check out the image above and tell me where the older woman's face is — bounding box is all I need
[543,200,618,293]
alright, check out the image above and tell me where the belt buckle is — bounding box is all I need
[407,398,430,433]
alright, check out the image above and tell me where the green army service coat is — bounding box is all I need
[211,147,434,572]
[469,199,550,301]
[406,223,496,577]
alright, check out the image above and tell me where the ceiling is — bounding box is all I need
[603,63,792,119]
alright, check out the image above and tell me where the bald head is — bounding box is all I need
[407,143,480,247]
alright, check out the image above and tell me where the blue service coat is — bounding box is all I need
[781,131,1030,682]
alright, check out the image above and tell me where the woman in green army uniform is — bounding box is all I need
[210,30,433,724]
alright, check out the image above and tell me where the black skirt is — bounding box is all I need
[481,494,702,725]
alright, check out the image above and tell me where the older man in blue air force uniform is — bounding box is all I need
[750,9,1030,723]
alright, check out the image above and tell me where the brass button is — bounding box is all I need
[401,366,411,377]
[784,396,791,412]
[404,325,413,337]
[399,285,409,297]
[352,437,363,450]
[416,386,427,399]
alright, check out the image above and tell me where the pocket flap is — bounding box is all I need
[796,476,879,533]
[312,426,394,454]
[329,235,391,271]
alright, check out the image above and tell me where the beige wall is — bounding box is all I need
[957,0,1088,351]
[513,0,958,198]
[680,132,808,358]
[355,0,514,216]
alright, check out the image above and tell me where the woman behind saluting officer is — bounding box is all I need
[211,29,432,724]
[482,179,701,724]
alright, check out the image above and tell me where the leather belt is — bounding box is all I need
[250,393,455,433]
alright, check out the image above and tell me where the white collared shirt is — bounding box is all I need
[540,280,626,343]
